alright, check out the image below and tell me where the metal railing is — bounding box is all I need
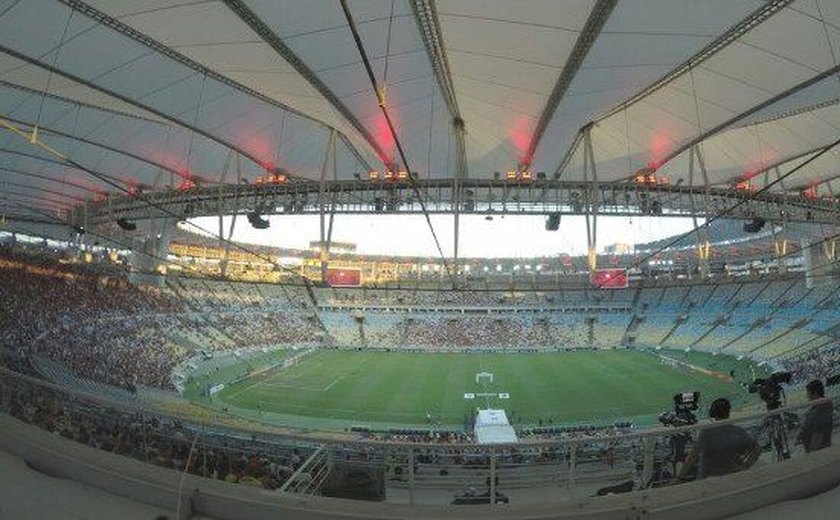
[0,365,837,507]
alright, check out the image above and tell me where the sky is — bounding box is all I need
[188,214,699,258]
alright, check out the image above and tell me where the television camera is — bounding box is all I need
[658,391,700,427]
[653,391,700,486]
[748,371,791,411]
[749,372,794,461]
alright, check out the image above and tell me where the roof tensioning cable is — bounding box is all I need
[338,0,457,289]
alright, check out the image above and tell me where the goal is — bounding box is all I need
[475,372,494,385]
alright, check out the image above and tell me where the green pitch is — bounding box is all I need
[208,349,758,428]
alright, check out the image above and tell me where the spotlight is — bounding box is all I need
[570,192,583,213]
[743,217,766,233]
[650,200,662,215]
[247,212,270,229]
[545,212,561,231]
[116,218,137,231]
[463,189,475,212]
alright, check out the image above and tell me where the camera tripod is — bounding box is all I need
[668,430,693,473]
[758,411,790,461]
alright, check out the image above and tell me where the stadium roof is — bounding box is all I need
[2,0,840,219]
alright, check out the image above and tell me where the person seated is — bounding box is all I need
[797,379,833,453]
[680,398,760,479]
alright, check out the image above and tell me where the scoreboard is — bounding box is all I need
[325,268,362,287]
[591,268,628,289]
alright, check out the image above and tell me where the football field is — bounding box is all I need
[211,349,757,427]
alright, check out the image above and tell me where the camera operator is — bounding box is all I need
[796,379,833,453]
[679,398,760,480]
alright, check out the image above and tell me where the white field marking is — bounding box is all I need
[226,376,273,399]
[225,351,337,398]
[254,382,328,392]
[229,353,363,399]
[265,403,367,416]
[321,376,344,391]
[268,370,337,386]
[245,376,344,393]
[258,401,422,420]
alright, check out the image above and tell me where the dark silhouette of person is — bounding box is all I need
[797,379,833,453]
[680,398,760,479]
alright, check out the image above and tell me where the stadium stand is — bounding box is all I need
[3,242,840,516]
[0,246,322,391]
[3,243,840,396]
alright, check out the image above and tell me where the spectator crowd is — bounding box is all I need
[0,245,321,391]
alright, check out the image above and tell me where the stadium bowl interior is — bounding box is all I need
[1,1,840,518]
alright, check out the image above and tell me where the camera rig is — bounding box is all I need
[659,391,700,427]
[748,372,792,411]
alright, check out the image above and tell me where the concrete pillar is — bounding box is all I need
[128,218,176,287]
[801,237,837,289]
[802,238,814,289]
[697,238,711,279]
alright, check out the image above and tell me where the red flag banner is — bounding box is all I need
[591,268,628,289]
[326,268,362,287]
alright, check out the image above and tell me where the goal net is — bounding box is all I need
[475,372,494,385]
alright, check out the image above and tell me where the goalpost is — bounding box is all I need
[475,371,494,385]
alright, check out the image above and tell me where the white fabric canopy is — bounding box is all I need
[474,409,518,444]
[2,1,840,217]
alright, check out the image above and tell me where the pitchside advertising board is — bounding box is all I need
[326,268,362,287]
[591,268,628,289]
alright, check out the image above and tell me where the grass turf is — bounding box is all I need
[211,349,757,427]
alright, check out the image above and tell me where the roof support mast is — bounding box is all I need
[688,145,712,279]
[220,155,243,279]
[411,0,466,283]
[339,0,456,288]
[217,151,235,277]
[319,129,337,285]
[583,126,598,280]
[453,119,465,281]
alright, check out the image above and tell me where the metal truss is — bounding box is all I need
[71,178,840,228]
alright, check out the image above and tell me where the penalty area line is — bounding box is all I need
[226,377,272,400]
